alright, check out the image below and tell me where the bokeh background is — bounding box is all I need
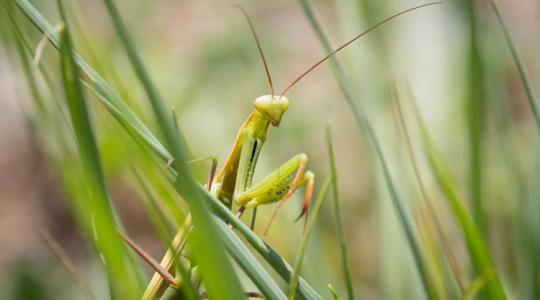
[0,0,539,299]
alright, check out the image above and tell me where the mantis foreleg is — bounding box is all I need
[233,153,315,234]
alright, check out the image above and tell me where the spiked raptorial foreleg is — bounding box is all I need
[232,153,315,234]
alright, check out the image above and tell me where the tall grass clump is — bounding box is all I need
[1,0,539,299]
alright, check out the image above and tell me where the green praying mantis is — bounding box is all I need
[118,3,441,299]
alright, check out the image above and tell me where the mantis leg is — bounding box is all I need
[188,156,218,190]
[233,153,315,233]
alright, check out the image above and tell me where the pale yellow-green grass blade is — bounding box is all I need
[405,87,507,300]
[325,127,355,300]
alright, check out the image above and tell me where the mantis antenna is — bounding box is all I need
[235,5,276,96]
[279,2,442,97]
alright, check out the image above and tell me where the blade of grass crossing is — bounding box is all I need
[406,87,507,300]
[325,127,355,300]
[392,88,466,295]
[298,1,438,298]
[58,5,141,298]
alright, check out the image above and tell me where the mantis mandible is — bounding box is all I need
[119,3,441,299]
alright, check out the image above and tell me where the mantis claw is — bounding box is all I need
[294,175,314,234]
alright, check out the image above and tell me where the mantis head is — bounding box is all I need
[254,95,289,127]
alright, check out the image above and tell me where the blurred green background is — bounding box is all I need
[0,0,538,299]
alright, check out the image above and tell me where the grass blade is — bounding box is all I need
[392,90,466,296]
[325,127,355,300]
[58,6,141,297]
[488,0,540,131]
[465,0,487,233]
[288,177,332,300]
[215,217,287,300]
[298,1,438,298]
[41,230,96,300]
[405,86,507,300]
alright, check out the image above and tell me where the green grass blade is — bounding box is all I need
[41,231,96,300]
[206,190,323,300]
[298,1,437,298]
[488,0,540,131]
[325,127,355,300]
[328,284,341,300]
[392,89,465,296]
[288,177,332,300]
[58,7,141,298]
[465,0,486,233]
[407,88,507,300]
[215,217,287,300]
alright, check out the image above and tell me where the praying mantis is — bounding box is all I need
[119,3,441,299]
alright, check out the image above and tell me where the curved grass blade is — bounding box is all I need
[325,127,355,300]
[488,0,540,131]
[58,9,141,298]
[41,230,96,300]
[298,0,438,298]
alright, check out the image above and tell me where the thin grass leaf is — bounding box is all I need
[462,268,495,300]
[58,7,141,298]
[298,0,438,298]
[328,284,341,300]
[465,0,487,233]
[488,0,540,131]
[392,89,466,295]
[288,176,332,300]
[405,87,507,300]
[41,230,96,300]
[325,127,355,300]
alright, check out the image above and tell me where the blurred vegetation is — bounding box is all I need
[0,0,539,299]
